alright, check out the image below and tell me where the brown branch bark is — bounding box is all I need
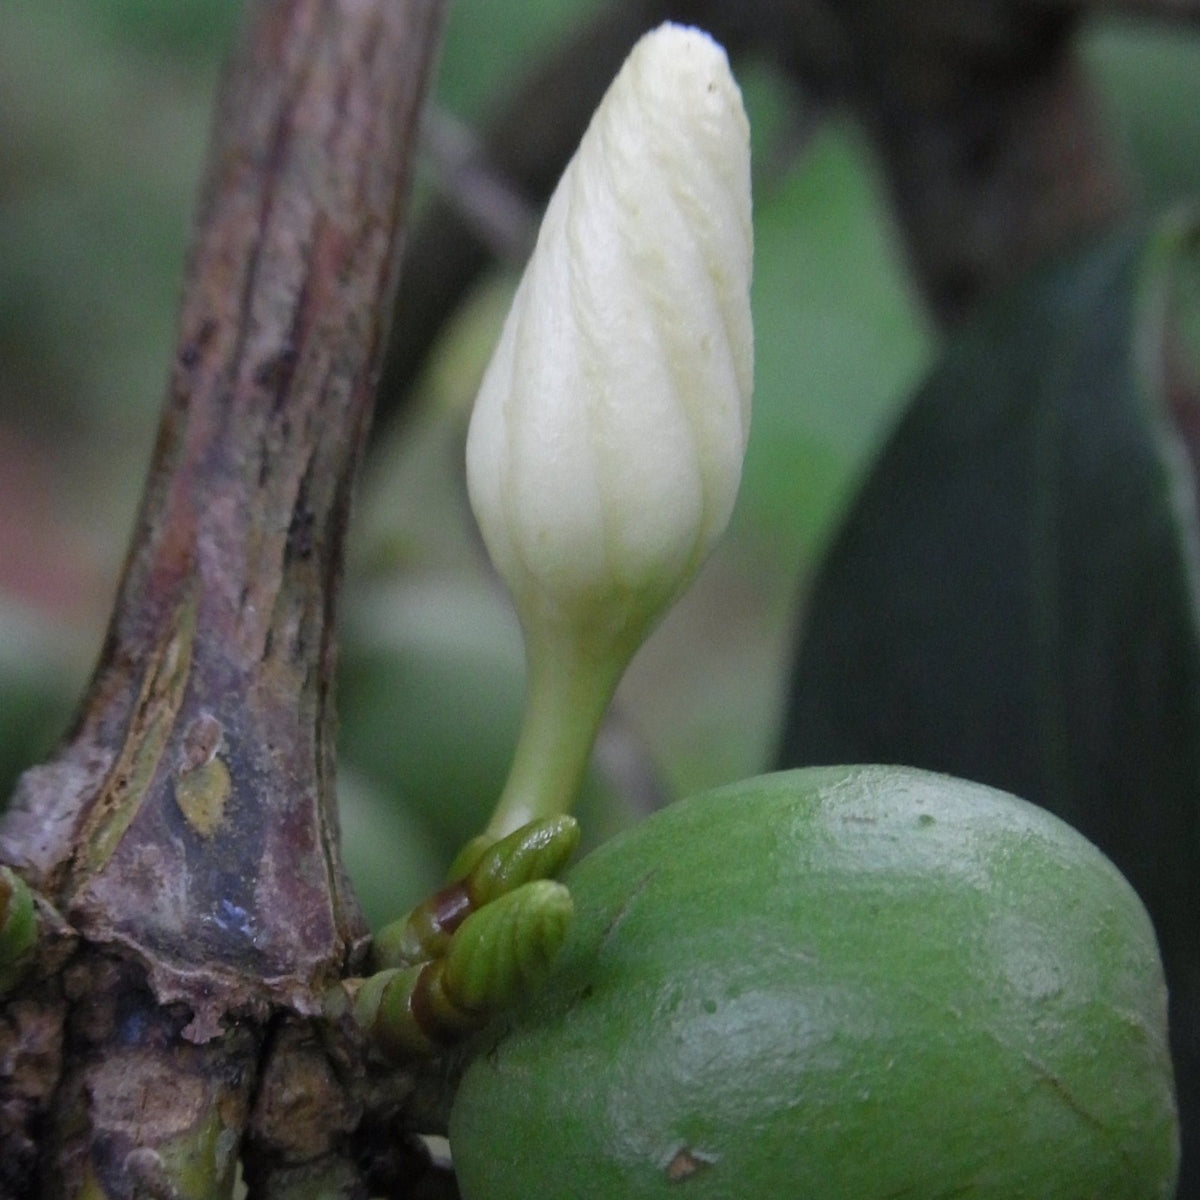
[0,0,445,1194]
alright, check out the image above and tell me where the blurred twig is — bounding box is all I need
[420,107,540,264]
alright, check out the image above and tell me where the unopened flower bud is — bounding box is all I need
[466,23,753,840]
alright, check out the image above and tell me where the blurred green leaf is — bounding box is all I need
[0,604,80,805]
[778,213,1200,1170]
[743,121,933,563]
[1085,21,1200,207]
[337,578,642,873]
[86,0,242,61]
[0,2,221,587]
[338,579,528,859]
[435,0,600,121]
[337,767,443,930]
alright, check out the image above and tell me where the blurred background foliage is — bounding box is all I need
[2,0,1200,926]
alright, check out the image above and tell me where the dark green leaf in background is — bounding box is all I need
[778,215,1200,1195]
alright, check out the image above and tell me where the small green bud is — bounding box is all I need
[465,816,580,908]
[352,965,440,1060]
[441,879,573,1013]
[355,881,574,1062]
[370,883,472,973]
[0,866,38,994]
[372,817,579,972]
[445,834,493,885]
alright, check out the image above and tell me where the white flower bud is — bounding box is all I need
[468,23,752,643]
[466,23,753,840]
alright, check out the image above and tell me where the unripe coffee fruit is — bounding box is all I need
[450,766,1178,1199]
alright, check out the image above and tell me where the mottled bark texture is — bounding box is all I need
[0,0,445,1194]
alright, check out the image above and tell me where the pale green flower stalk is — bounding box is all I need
[467,23,754,843]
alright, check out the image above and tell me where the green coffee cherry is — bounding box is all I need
[450,766,1179,1200]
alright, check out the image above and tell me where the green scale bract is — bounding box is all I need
[450,765,1178,1199]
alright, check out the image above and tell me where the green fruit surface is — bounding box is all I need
[449,765,1178,1199]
